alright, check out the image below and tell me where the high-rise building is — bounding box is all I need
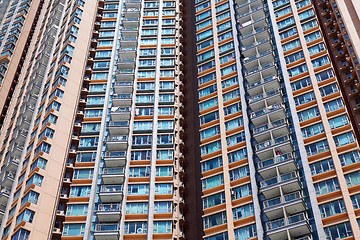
[0,0,358,239]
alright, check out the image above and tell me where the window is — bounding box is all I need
[229,166,249,181]
[225,118,243,131]
[231,184,252,200]
[315,69,334,82]
[298,9,315,21]
[296,0,311,9]
[201,126,220,140]
[11,229,30,240]
[227,132,245,147]
[203,212,227,229]
[200,111,219,125]
[302,123,324,138]
[294,91,315,106]
[156,166,173,177]
[284,51,304,64]
[309,158,334,175]
[132,150,152,160]
[155,183,172,194]
[282,39,300,52]
[305,31,322,43]
[199,72,216,85]
[312,56,330,68]
[305,140,329,156]
[273,0,289,9]
[352,193,360,209]
[157,150,173,160]
[129,167,150,177]
[345,171,360,187]
[79,137,99,148]
[126,202,148,214]
[234,224,257,240]
[25,173,43,189]
[202,174,224,190]
[21,191,39,207]
[288,63,308,77]
[302,19,318,31]
[333,132,355,147]
[228,148,247,163]
[324,222,353,240]
[73,169,93,179]
[223,89,240,102]
[199,84,217,98]
[324,99,343,113]
[39,127,55,140]
[154,201,172,213]
[124,222,147,234]
[233,203,254,220]
[133,121,153,131]
[339,150,360,166]
[16,209,34,226]
[280,27,298,40]
[35,142,51,155]
[203,192,225,209]
[66,204,88,216]
[196,19,212,31]
[196,10,211,22]
[298,107,319,122]
[201,141,221,156]
[200,97,218,111]
[291,77,311,91]
[205,233,228,240]
[308,43,326,55]
[314,178,340,195]
[128,184,149,195]
[153,221,172,233]
[320,83,338,97]
[70,186,91,197]
[198,39,214,51]
[46,101,61,112]
[63,224,85,236]
[277,17,295,30]
[224,103,241,116]
[275,6,292,18]
[319,199,346,218]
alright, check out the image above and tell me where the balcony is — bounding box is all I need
[94,224,119,240]
[124,0,141,9]
[123,18,140,29]
[114,81,133,94]
[102,168,125,184]
[116,70,134,81]
[108,121,129,135]
[266,212,310,240]
[253,118,288,138]
[106,135,128,151]
[263,191,306,220]
[117,58,135,69]
[119,48,136,59]
[120,37,138,49]
[9,143,24,158]
[0,171,15,188]
[110,107,131,121]
[255,135,292,156]
[258,152,297,179]
[17,116,31,130]
[250,103,286,126]
[99,185,123,203]
[260,171,301,198]
[0,187,10,205]
[104,151,126,168]
[96,204,121,222]
[112,94,132,106]
[124,8,140,18]
[21,104,35,118]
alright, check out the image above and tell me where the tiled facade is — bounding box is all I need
[0,0,358,239]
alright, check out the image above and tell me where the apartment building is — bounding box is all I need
[0,0,358,239]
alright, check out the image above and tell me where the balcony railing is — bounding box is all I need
[266,212,306,231]
[95,223,119,232]
[249,89,280,104]
[253,118,287,134]
[263,191,302,209]
[250,103,284,119]
[260,171,298,188]
[100,185,122,193]
[97,204,121,211]
[258,152,293,169]
[255,135,290,151]
[103,168,124,175]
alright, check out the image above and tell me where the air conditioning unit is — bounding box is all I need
[137,228,143,234]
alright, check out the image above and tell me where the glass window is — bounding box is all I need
[124,222,147,234]
[320,83,338,97]
[305,140,329,156]
[324,98,343,113]
[229,166,249,181]
[153,221,172,233]
[63,224,85,236]
[319,199,346,218]
[154,201,172,213]
[314,178,340,195]
[291,77,311,91]
[126,202,148,214]
[203,192,225,209]
[203,212,227,229]
[324,222,353,240]
[233,203,254,220]
[16,209,34,226]
[66,204,88,216]
[345,171,360,187]
[201,141,221,156]
[298,107,319,122]
[339,150,360,166]
[234,224,257,240]
[309,158,334,175]
[228,148,247,163]
[315,69,334,82]
[333,132,355,147]
[231,184,252,200]
[202,174,224,190]
[302,123,324,138]
[294,91,315,106]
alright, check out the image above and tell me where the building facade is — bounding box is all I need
[0,0,358,239]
